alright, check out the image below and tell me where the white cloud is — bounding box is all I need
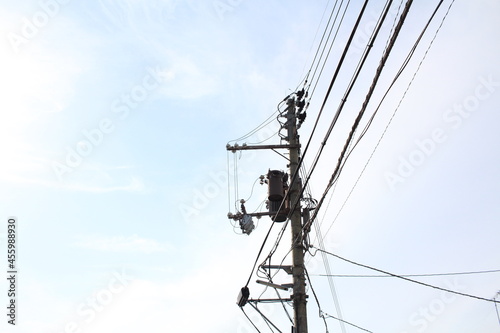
[74,234,172,254]
[71,251,253,333]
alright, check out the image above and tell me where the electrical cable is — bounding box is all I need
[298,0,333,85]
[313,269,500,278]
[227,152,232,214]
[306,266,376,333]
[304,267,330,332]
[249,302,283,333]
[494,291,500,326]
[247,129,281,145]
[322,313,374,333]
[313,247,500,304]
[308,0,403,246]
[303,0,342,92]
[307,0,352,103]
[241,306,262,333]
[319,0,455,243]
[228,109,279,144]
[302,0,412,236]
[288,5,402,325]
[289,0,388,223]
[350,0,451,149]
[243,177,262,203]
[248,0,415,328]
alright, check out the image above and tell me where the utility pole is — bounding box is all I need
[286,97,308,333]
[229,93,308,333]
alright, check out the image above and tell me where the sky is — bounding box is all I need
[0,0,499,332]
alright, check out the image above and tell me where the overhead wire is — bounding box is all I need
[302,0,342,92]
[304,266,330,332]
[249,302,284,333]
[236,1,461,331]
[318,0,454,245]
[241,307,262,333]
[227,108,280,144]
[322,313,374,333]
[289,0,388,224]
[307,0,352,102]
[286,2,396,330]
[275,0,372,224]
[494,291,500,326]
[314,247,500,304]
[309,0,403,245]
[298,0,333,85]
[305,266,376,333]
[302,0,412,236]
[256,3,386,328]
[349,0,451,150]
[313,268,500,278]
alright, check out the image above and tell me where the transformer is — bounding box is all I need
[267,169,285,201]
[267,170,289,222]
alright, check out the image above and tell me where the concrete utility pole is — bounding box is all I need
[228,94,308,333]
[286,97,308,333]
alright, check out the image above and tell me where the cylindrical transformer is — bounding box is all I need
[267,170,285,201]
[269,200,288,222]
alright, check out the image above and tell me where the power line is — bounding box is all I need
[279,5,394,330]
[318,0,455,244]
[303,0,412,238]
[494,291,500,326]
[306,264,374,333]
[323,313,374,333]
[249,302,284,333]
[307,0,352,103]
[313,269,500,278]
[303,0,344,97]
[304,267,329,332]
[313,247,500,304]
[241,306,262,333]
[294,0,392,221]
[227,108,280,144]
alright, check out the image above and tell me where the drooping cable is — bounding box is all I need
[289,0,389,221]
[228,109,279,144]
[314,247,500,304]
[313,268,500,278]
[494,291,500,326]
[241,306,262,333]
[303,0,342,92]
[304,267,330,332]
[320,0,454,242]
[249,302,284,333]
[306,266,376,333]
[303,0,413,235]
[307,0,352,102]
[322,313,374,333]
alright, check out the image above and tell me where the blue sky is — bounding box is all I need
[1,0,499,332]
